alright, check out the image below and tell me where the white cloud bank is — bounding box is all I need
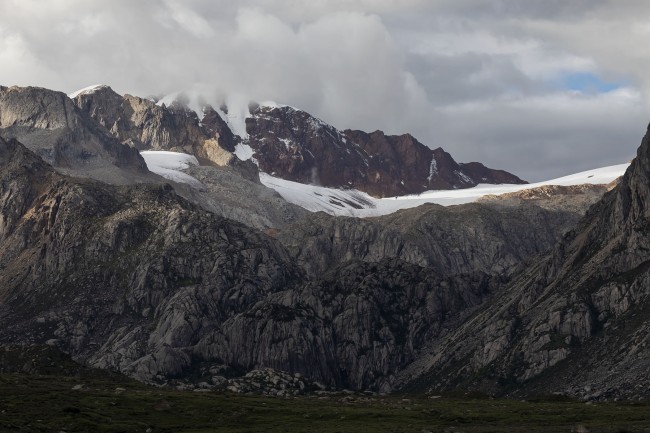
[0,0,648,181]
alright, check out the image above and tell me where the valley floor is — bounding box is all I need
[1,374,649,433]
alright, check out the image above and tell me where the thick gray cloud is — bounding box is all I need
[0,0,647,181]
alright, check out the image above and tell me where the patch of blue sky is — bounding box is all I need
[557,71,622,93]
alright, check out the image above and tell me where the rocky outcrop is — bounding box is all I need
[180,164,307,230]
[72,86,240,169]
[244,104,526,197]
[459,161,528,186]
[195,259,500,391]
[398,125,650,401]
[213,368,326,396]
[478,183,613,215]
[0,85,148,184]
[278,202,580,279]
[73,86,197,152]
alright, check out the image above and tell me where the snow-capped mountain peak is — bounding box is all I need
[67,84,110,99]
[71,86,526,199]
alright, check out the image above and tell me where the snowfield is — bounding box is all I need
[140,150,628,218]
[260,164,629,217]
[140,151,203,188]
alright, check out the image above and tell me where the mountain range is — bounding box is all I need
[72,84,525,196]
[0,84,645,401]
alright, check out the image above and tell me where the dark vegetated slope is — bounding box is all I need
[1,371,649,433]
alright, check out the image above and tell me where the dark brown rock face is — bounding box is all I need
[399,124,650,401]
[245,105,526,197]
[244,105,367,187]
[200,105,236,153]
[460,161,528,185]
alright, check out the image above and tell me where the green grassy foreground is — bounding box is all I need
[1,374,649,433]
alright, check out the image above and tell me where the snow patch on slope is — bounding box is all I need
[217,96,251,139]
[234,143,257,164]
[427,156,438,182]
[186,98,205,122]
[140,151,203,188]
[68,84,109,98]
[261,163,629,217]
[454,170,473,185]
[279,138,293,150]
[259,173,375,216]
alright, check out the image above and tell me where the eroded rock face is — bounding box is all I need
[245,105,526,197]
[277,202,580,279]
[400,124,650,401]
[1,138,487,390]
[180,164,307,230]
[193,259,500,391]
[0,85,147,184]
[0,137,567,391]
[72,86,238,168]
[478,183,613,215]
[0,137,302,384]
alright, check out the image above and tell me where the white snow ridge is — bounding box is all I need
[260,164,629,217]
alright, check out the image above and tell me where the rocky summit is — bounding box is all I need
[244,104,526,197]
[0,84,645,402]
[0,85,148,185]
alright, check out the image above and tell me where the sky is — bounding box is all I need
[1,0,649,181]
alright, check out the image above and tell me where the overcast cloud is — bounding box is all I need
[0,0,648,181]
